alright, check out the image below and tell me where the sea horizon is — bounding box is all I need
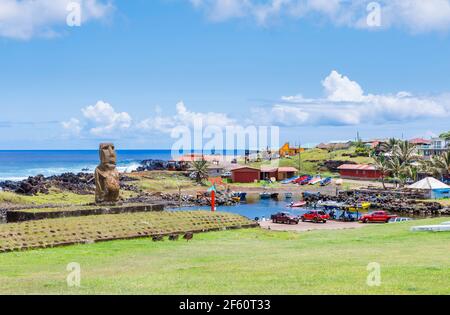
[0,149,245,181]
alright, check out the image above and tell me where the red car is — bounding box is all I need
[271,212,299,225]
[301,210,330,223]
[359,211,397,223]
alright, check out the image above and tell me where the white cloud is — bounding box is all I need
[322,70,364,102]
[0,0,113,39]
[81,100,132,136]
[138,101,236,133]
[61,117,82,135]
[189,0,450,32]
[254,70,450,126]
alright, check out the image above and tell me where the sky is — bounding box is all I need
[1,0,450,150]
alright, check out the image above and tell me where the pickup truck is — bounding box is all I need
[271,212,299,225]
[359,211,397,223]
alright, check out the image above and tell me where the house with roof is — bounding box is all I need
[337,164,383,180]
[416,138,450,157]
[279,143,304,157]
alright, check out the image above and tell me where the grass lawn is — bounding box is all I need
[0,189,137,207]
[0,189,95,206]
[1,218,449,295]
[128,171,201,192]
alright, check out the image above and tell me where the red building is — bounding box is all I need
[231,166,261,183]
[337,164,382,180]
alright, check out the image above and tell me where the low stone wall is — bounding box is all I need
[6,203,164,223]
[0,211,258,253]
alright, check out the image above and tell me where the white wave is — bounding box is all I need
[117,163,141,173]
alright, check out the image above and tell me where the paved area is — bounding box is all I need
[259,220,366,232]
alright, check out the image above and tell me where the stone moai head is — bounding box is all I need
[99,143,117,170]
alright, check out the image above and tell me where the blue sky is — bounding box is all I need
[1,0,450,149]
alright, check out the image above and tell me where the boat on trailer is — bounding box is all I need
[309,176,322,185]
[288,201,307,208]
[320,177,332,186]
[285,192,293,199]
[281,176,299,184]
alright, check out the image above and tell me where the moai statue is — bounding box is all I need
[95,143,120,203]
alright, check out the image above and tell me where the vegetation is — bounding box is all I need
[439,131,450,140]
[425,152,450,178]
[0,189,95,206]
[128,171,199,192]
[1,218,449,294]
[370,140,418,187]
[190,160,209,183]
[0,211,255,252]
[248,147,374,175]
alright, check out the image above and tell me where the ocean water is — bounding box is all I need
[0,150,173,181]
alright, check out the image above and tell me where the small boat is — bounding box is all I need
[299,176,313,185]
[260,192,271,199]
[288,201,307,208]
[320,177,332,186]
[281,176,299,184]
[293,175,309,184]
[232,192,247,200]
[270,193,279,199]
[231,196,241,202]
[317,200,344,210]
[285,192,293,199]
[346,202,371,212]
[309,176,322,185]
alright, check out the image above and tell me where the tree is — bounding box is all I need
[380,137,399,153]
[393,140,416,165]
[430,151,450,178]
[387,157,407,187]
[373,154,389,189]
[439,131,450,140]
[191,160,209,184]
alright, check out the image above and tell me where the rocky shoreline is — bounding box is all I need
[303,189,450,216]
[0,173,140,196]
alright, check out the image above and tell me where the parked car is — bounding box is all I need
[359,211,397,223]
[221,171,232,177]
[388,217,412,223]
[301,210,329,223]
[271,212,299,225]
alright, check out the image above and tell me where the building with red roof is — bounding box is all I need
[337,164,383,180]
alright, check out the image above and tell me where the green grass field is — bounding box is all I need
[1,218,449,295]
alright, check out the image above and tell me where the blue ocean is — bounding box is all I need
[0,150,174,181]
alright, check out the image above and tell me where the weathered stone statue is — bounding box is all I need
[95,143,120,203]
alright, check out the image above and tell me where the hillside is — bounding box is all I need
[248,146,374,175]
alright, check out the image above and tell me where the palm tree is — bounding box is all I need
[191,160,209,184]
[380,137,399,153]
[387,157,407,188]
[393,140,416,165]
[373,154,389,189]
[430,151,450,179]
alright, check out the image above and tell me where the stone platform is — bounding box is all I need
[6,203,164,223]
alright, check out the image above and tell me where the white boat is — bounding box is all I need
[411,222,450,232]
[309,176,322,185]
